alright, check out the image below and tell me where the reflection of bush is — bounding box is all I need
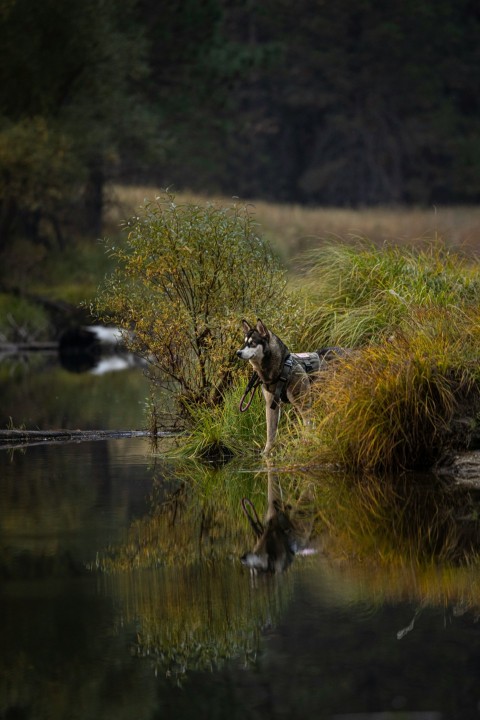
[316,469,480,566]
[97,484,249,571]
[107,560,292,680]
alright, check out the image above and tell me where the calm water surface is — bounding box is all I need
[2,355,480,719]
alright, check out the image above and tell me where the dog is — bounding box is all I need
[236,319,342,454]
[240,467,315,574]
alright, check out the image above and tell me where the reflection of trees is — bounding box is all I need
[0,358,148,430]
[0,439,152,579]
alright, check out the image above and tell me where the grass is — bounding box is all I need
[174,239,480,472]
[106,184,480,259]
[297,241,480,348]
[300,308,480,472]
[173,375,267,459]
[0,293,51,342]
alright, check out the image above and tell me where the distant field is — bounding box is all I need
[106,184,480,261]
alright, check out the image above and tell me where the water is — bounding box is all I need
[2,354,480,718]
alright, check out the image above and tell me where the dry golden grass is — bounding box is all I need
[105,184,480,259]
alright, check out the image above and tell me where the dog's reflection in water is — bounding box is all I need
[240,470,315,574]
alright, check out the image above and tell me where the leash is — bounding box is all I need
[239,371,261,413]
[241,497,264,538]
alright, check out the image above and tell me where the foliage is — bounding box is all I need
[0,0,155,249]
[3,0,480,260]
[93,193,300,421]
[0,117,83,250]
[143,0,480,207]
[0,292,51,342]
[166,241,480,470]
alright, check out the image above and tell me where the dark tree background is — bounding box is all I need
[1,0,480,249]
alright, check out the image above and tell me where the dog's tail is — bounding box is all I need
[316,347,349,366]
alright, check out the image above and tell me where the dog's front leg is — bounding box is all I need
[263,388,280,454]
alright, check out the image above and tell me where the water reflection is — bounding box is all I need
[240,465,316,574]
[4,435,480,715]
[106,561,291,680]
[315,468,480,566]
[0,353,149,429]
[96,462,314,679]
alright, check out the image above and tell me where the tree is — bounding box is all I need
[0,0,156,250]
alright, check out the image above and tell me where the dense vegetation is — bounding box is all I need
[89,192,480,472]
[2,0,480,267]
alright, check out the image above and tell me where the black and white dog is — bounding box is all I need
[236,319,341,454]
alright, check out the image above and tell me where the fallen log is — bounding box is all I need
[0,428,178,448]
[0,342,59,354]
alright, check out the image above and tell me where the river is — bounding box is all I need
[1,348,480,719]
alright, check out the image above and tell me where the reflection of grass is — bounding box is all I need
[321,556,480,620]
[96,460,267,571]
[94,456,480,679]
[313,469,480,567]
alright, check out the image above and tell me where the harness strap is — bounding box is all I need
[270,354,295,410]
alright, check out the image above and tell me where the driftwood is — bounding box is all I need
[0,342,59,354]
[0,428,177,450]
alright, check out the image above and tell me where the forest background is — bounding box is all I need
[2,0,480,260]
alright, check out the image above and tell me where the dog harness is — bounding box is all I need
[270,353,295,409]
[239,348,341,413]
[240,352,321,413]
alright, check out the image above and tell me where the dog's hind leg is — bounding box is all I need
[262,388,280,455]
[287,374,312,427]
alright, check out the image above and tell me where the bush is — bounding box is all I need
[93,193,300,424]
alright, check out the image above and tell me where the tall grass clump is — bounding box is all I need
[298,241,480,349]
[175,376,266,459]
[309,307,480,472]
[92,192,303,427]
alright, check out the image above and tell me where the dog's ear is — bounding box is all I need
[242,319,251,334]
[256,319,269,337]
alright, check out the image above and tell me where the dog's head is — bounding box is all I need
[236,319,270,362]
